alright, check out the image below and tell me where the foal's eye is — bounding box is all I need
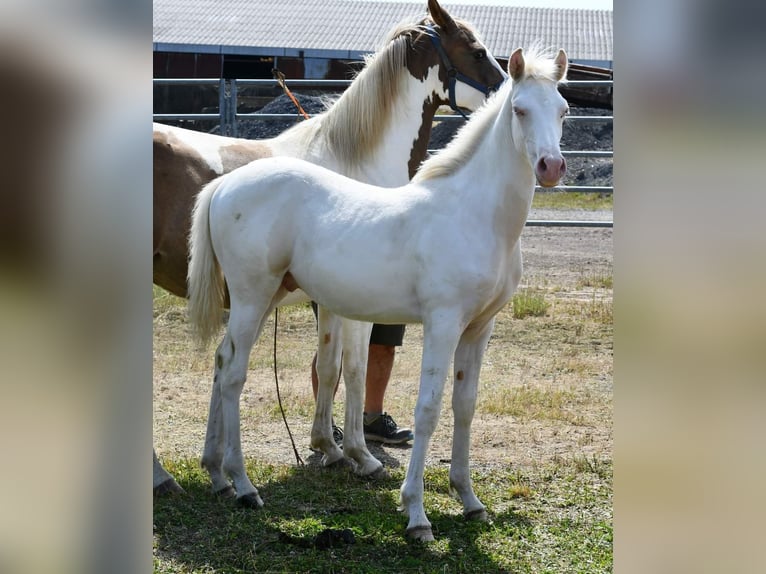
[513,106,526,117]
[474,50,486,61]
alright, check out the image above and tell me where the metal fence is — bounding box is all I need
[153,78,613,228]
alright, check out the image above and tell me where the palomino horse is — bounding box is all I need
[153,0,506,495]
[187,46,569,541]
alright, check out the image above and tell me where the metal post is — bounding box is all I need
[218,77,228,135]
[230,79,238,137]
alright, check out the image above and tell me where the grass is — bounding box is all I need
[480,385,581,423]
[512,290,550,319]
[576,271,613,290]
[531,190,612,211]
[154,458,612,574]
[153,231,612,573]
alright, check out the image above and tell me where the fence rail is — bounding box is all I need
[154,77,613,228]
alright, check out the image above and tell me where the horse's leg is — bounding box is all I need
[153,449,185,496]
[449,318,495,522]
[201,357,231,496]
[214,297,276,508]
[202,287,288,500]
[310,306,345,467]
[400,313,463,542]
[340,319,386,478]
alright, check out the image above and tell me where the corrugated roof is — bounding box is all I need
[153,0,612,62]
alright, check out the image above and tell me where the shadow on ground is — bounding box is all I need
[153,458,531,573]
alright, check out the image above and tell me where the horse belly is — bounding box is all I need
[291,254,422,324]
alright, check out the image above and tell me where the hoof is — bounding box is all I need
[365,466,390,481]
[405,525,435,542]
[214,485,237,499]
[464,507,488,522]
[324,455,354,471]
[153,478,186,497]
[237,492,264,509]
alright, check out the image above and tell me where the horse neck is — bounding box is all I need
[276,66,444,187]
[353,72,443,183]
[435,92,536,235]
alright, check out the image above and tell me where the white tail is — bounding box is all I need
[187,176,226,346]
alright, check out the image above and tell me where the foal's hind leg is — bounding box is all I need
[449,319,495,523]
[310,306,345,467]
[201,357,231,497]
[203,298,274,507]
[153,449,185,496]
[340,319,386,478]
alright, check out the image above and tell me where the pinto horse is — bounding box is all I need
[153,0,506,495]
[187,46,569,541]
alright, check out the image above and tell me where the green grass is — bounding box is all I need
[512,290,550,319]
[480,385,581,423]
[531,191,612,211]
[154,458,612,573]
[576,271,613,290]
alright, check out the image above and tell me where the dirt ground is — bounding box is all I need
[153,217,612,476]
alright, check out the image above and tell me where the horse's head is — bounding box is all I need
[507,47,570,188]
[416,0,507,113]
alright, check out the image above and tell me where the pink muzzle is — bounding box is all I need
[535,155,566,188]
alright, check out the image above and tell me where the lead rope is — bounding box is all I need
[272,68,310,120]
[273,307,304,466]
[270,69,308,466]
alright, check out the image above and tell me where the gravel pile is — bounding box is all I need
[214,93,338,139]
[217,94,612,187]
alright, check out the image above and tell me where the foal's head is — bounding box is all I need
[507,47,570,187]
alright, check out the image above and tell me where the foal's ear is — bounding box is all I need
[554,49,568,82]
[508,48,525,81]
[428,0,458,34]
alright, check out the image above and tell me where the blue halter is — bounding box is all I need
[424,25,507,119]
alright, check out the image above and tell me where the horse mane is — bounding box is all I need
[515,43,569,83]
[413,45,565,183]
[278,14,480,167]
[321,31,410,165]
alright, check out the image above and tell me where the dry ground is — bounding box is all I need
[153,222,612,475]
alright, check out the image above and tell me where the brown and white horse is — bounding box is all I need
[153,0,506,495]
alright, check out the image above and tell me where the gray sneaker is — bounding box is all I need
[309,422,343,454]
[363,412,413,444]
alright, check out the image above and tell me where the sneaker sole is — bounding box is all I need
[364,433,413,445]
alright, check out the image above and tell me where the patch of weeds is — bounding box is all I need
[512,289,550,319]
[571,454,612,480]
[584,296,613,324]
[480,384,579,423]
[576,270,613,290]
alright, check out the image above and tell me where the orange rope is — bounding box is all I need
[272,68,310,120]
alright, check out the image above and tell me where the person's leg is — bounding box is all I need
[363,324,413,444]
[363,343,395,414]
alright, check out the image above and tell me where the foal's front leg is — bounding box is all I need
[400,316,463,542]
[450,319,495,522]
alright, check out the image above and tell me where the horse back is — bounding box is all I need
[152,124,272,298]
